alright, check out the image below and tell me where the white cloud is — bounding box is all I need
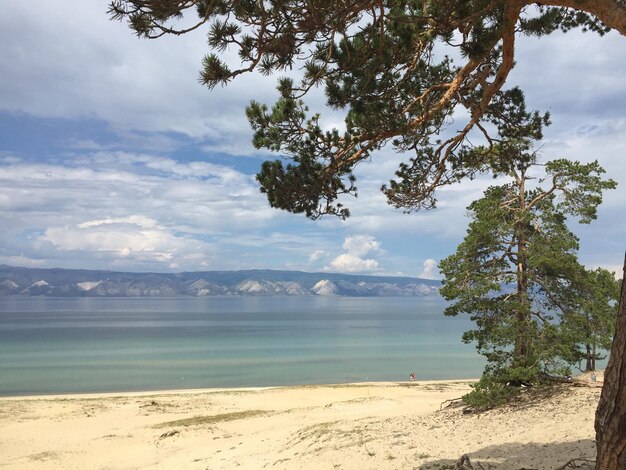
[44,227,167,257]
[0,153,276,231]
[419,259,439,280]
[39,222,211,268]
[323,235,383,273]
[77,215,158,229]
[342,235,382,257]
[0,153,309,271]
[326,254,379,273]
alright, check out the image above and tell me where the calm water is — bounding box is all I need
[0,296,484,396]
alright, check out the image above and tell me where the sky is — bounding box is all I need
[0,1,625,279]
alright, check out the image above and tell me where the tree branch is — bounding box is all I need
[534,0,626,35]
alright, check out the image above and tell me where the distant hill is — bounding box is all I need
[0,265,440,298]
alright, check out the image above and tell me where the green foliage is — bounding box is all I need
[462,374,522,409]
[199,54,231,89]
[109,0,625,218]
[559,268,620,370]
[247,79,358,219]
[439,93,616,392]
[543,160,617,224]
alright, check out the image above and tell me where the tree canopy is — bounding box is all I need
[109,0,625,218]
[438,94,616,404]
[560,267,620,371]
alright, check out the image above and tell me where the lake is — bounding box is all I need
[0,296,484,395]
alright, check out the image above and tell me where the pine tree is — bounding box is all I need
[560,268,620,372]
[438,92,616,403]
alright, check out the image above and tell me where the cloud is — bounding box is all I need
[0,153,274,229]
[0,3,624,275]
[326,254,379,273]
[341,235,382,257]
[77,215,158,229]
[511,30,626,123]
[38,219,214,269]
[2,149,384,272]
[0,1,277,147]
[323,235,383,273]
[0,152,312,271]
[419,259,439,280]
[308,250,328,263]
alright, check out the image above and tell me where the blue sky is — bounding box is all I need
[1,1,625,278]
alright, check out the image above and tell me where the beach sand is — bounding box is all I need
[0,374,602,469]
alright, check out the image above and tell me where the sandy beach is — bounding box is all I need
[0,374,602,469]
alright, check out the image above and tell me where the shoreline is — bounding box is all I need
[0,375,601,469]
[0,378,478,401]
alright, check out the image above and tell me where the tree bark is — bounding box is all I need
[513,173,531,372]
[591,343,598,370]
[595,252,626,469]
[515,247,530,363]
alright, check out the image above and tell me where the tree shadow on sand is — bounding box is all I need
[420,439,595,469]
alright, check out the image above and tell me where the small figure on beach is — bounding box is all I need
[591,373,597,382]
[409,372,416,381]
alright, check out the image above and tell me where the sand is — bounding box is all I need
[0,374,602,470]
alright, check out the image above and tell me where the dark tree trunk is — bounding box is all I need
[586,343,597,372]
[595,253,626,469]
[592,343,596,371]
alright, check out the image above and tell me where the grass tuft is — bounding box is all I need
[153,410,269,428]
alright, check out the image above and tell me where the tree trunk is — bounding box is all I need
[514,265,530,364]
[513,176,531,372]
[595,252,626,468]
[586,344,593,372]
[592,343,596,371]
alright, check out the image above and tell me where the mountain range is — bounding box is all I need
[0,265,441,297]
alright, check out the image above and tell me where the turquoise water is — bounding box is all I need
[0,296,484,395]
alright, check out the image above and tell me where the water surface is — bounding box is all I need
[0,296,483,395]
